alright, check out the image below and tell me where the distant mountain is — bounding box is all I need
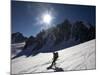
[12,32,27,44]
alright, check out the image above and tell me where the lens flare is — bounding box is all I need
[43,14,52,24]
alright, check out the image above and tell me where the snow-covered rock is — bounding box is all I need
[12,32,27,44]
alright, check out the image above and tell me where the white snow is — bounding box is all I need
[11,42,25,58]
[11,39,96,74]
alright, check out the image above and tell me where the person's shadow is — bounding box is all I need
[53,67,64,72]
[47,65,64,72]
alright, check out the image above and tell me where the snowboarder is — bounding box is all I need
[47,52,59,69]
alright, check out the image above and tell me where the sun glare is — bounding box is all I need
[43,14,52,24]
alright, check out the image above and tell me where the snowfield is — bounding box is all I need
[11,39,96,74]
[11,42,25,58]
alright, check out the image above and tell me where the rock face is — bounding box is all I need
[11,32,27,44]
[23,36,35,50]
[22,19,95,52]
[72,21,95,43]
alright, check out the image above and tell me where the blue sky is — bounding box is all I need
[12,1,95,37]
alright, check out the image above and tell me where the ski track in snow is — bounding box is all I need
[11,39,96,74]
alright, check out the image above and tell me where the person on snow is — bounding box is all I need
[47,51,59,69]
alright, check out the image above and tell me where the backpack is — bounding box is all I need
[54,52,58,58]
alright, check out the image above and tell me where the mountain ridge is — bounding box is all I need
[12,19,95,59]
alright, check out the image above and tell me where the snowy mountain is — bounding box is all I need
[11,32,27,44]
[11,39,96,74]
[12,19,95,59]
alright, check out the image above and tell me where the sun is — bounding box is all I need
[43,14,52,24]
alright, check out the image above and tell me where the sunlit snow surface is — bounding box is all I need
[11,39,96,74]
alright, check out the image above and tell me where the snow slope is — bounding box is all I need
[11,42,25,58]
[11,39,96,74]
